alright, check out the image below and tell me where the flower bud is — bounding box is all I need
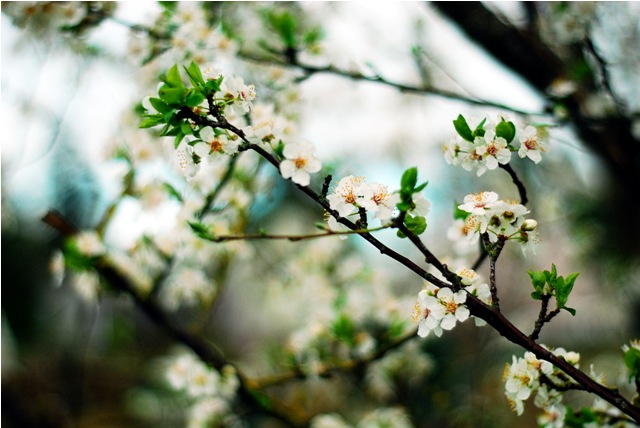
[520,219,538,231]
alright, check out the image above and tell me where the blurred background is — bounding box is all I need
[2,2,640,427]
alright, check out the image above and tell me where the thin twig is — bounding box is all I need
[499,163,528,205]
[205,225,390,243]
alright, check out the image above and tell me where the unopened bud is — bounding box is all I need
[521,219,538,231]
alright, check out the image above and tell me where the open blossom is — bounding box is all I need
[220,75,256,114]
[177,145,200,181]
[193,127,240,157]
[244,117,284,147]
[358,182,400,221]
[456,191,538,253]
[459,191,499,215]
[504,348,578,416]
[413,285,469,338]
[518,126,548,163]
[279,142,322,186]
[326,175,366,217]
[474,131,512,175]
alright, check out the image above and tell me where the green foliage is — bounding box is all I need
[453,114,493,142]
[62,238,97,272]
[187,221,212,240]
[266,9,298,49]
[563,406,597,427]
[139,62,219,147]
[396,167,428,238]
[453,114,474,142]
[528,264,579,316]
[495,117,516,143]
[623,345,640,382]
[332,313,356,345]
[453,201,470,221]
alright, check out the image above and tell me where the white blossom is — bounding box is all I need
[279,142,322,186]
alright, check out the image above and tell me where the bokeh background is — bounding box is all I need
[2,2,640,427]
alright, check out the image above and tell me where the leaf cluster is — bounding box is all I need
[528,264,579,316]
[140,62,223,147]
[396,167,428,237]
[453,114,516,146]
[261,7,324,52]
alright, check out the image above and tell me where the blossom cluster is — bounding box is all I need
[325,175,430,233]
[443,116,549,176]
[457,191,539,255]
[503,347,580,421]
[164,350,240,428]
[412,267,491,338]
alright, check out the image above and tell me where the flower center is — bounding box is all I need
[486,144,499,156]
[210,139,223,153]
[294,157,307,169]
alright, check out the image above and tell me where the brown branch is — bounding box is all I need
[239,50,543,117]
[499,163,528,205]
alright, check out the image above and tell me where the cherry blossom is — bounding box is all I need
[279,142,322,186]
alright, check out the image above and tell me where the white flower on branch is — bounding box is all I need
[279,142,322,186]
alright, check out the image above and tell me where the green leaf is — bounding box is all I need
[158,84,186,105]
[148,97,171,114]
[414,181,429,193]
[204,76,223,95]
[267,10,298,48]
[401,167,418,193]
[624,347,640,380]
[528,270,547,292]
[185,89,205,107]
[472,118,487,138]
[405,215,427,235]
[396,202,410,213]
[562,307,577,316]
[188,221,211,239]
[139,115,165,129]
[331,314,355,345]
[163,64,185,89]
[174,131,186,148]
[163,183,183,202]
[184,61,205,89]
[530,291,542,300]
[453,114,474,142]
[303,26,323,46]
[180,122,194,135]
[495,119,516,143]
[453,201,469,220]
[396,229,407,239]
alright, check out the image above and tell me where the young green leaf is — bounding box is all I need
[148,97,171,114]
[495,119,516,143]
[184,61,205,89]
[528,269,547,292]
[404,215,427,235]
[401,167,418,193]
[163,182,183,202]
[624,347,640,381]
[163,64,185,89]
[188,221,212,239]
[158,85,186,105]
[472,117,487,138]
[453,114,474,142]
[139,115,166,129]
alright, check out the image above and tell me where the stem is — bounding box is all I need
[530,294,551,341]
[206,225,390,242]
[499,163,528,205]
[239,50,545,117]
